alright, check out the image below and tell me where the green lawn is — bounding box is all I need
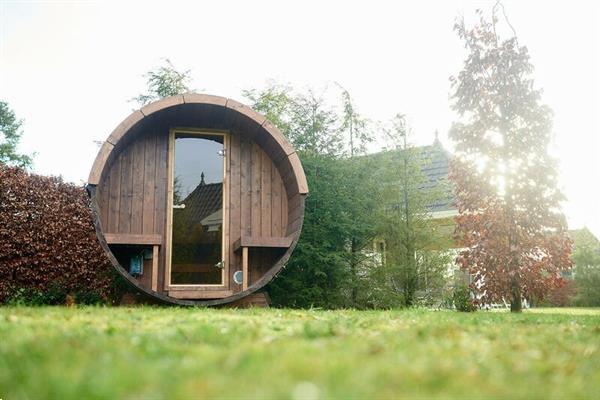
[0,307,598,399]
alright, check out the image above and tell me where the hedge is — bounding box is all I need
[0,164,119,304]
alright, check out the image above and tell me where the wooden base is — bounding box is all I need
[118,291,270,308]
[167,290,233,299]
[221,292,271,308]
[119,292,141,306]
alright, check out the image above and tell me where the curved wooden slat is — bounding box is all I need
[90,94,307,193]
[225,98,267,126]
[286,152,308,195]
[88,141,114,185]
[140,95,184,117]
[107,110,145,145]
[183,93,228,106]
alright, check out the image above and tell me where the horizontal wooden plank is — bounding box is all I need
[167,290,233,299]
[168,284,228,291]
[105,233,162,245]
[233,236,293,252]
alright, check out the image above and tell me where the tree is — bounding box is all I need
[449,7,572,312]
[288,90,343,156]
[246,83,379,308]
[337,84,372,157]
[373,114,451,307]
[0,101,33,168]
[571,228,600,306]
[242,83,293,136]
[336,86,377,305]
[132,59,192,106]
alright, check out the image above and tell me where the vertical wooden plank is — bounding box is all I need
[154,130,168,234]
[142,133,157,234]
[139,259,152,288]
[229,133,241,292]
[251,143,262,237]
[242,247,248,290]
[107,156,121,233]
[163,130,174,290]
[98,175,110,231]
[118,148,133,234]
[154,128,168,293]
[271,164,282,237]
[222,133,230,289]
[261,150,272,237]
[131,138,145,234]
[152,244,159,291]
[281,179,288,235]
[240,138,252,237]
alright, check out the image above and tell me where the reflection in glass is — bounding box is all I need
[171,133,224,285]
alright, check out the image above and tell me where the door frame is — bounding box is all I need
[164,128,230,294]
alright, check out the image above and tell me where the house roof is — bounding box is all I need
[569,227,600,250]
[419,140,455,213]
[181,181,223,231]
[368,138,456,214]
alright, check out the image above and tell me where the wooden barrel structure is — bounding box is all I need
[87,94,308,306]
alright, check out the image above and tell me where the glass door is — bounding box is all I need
[170,132,225,285]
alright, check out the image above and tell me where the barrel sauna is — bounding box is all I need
[87,94,308,306]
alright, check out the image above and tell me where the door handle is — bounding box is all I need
[173,204,186,209]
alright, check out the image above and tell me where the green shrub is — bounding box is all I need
[42,282,68,305]
[7,288,43,306]
[75,291,103,305]
[573,265,600,307]
[453,283,476,312]
[7,283,67,305]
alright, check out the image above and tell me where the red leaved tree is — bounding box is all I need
[449,8,572,312]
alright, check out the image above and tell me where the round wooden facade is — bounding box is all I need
[87,94,308,306]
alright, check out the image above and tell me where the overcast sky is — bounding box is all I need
[1,0,598,237]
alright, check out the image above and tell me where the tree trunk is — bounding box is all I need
[506,191,521,313]
[510,279,522,312]
[350,237,357,305]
